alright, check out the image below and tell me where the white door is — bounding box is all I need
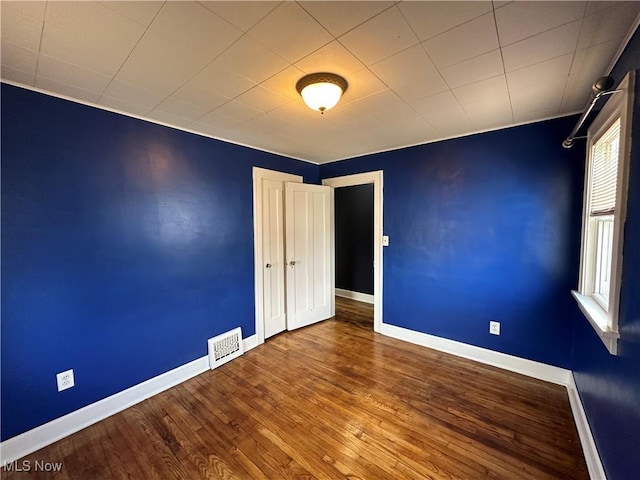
[285,182,333,330]
[262,179,287,338]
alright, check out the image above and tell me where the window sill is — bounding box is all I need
[572,291,619,355]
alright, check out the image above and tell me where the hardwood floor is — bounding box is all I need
[3,297,588,479]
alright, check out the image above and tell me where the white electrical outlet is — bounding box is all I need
[56,369,75,392]
[489,321,501,335]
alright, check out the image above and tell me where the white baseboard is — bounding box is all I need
[567,374,607,480]
[380,322,606,479]
[1,334,261,464]
[335,288,374,305]
[243,334,259,352]
[0,356,209,464]
[380,323,571,385]
[1,328,605,480]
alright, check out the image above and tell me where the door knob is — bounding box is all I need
[265,263,272,268]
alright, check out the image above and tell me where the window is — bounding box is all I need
[572,71,635,355]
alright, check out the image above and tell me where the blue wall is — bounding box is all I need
[0,84,316,441]
[570,28,640,480]
[321,116,585,368]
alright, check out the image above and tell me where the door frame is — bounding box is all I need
[253,167,303,346]
[322,171,383,333]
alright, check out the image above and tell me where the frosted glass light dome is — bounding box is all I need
[296,73,348,114]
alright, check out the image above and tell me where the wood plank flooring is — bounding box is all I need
[3,297,588,479]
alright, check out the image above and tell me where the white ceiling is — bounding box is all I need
[2,1,639,164]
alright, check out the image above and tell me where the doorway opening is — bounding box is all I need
[322,171,383,333]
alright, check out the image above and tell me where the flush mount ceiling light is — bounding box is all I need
[296,72,348,114]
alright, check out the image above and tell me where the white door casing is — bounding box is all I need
[253,167,302,344]
[285,182,334,330]
[322,171,383,333]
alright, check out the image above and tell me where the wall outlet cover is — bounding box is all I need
[489,321,501,335]
[382,235,389,246]
[56,369,75,392]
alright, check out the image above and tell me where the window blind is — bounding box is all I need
[590,118,621,215]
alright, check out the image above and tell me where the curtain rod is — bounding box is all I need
[562,76,618,149]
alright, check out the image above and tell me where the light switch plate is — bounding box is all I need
[382,235,389,246]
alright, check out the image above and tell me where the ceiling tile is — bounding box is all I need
[239,113,288,134]
[506,53,573,91]
[173,61,255,109]
[461,93,513,130]
[189,121,235,140]
[369,44,447,102]
[339,68,387,106]
[509,77,567,117]
[247,2,333,64]
[423,13,499,69]
[41,3,146,76]
[339,90,419,127]
[145,109,194,128]
[267,100,316,123]
[339,6,419,65]
[1,42,38,76]
[0,1,45,50]
[373,103,430,132]
[295,41,366,77]
[101,80,167,112]
[234,85,292,113]
[200,1,279,32]
[215,36,289,84]
[98,1,163,25]
[453,74,509,105]
[398,1,493,41]
[37,54,112,94]
[501,20,582,72]
[153,96,211,121]
[34,76,101,103]
[115,30,217,98]
[440,49,504,89]
[577,2,640,49]
[1,0,634,164]
[300,1,393,37]
[412,91,473,134]
[559,73,593,112]
[495,1,586,46]
[200,100,263,128]
[584,1,634,16]
[98,94,154,117]
[261,65,307,100]
[1,65,35,86]
[570,41,619,79]
[146,2,242,52]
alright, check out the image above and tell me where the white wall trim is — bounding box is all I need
[380,323,571,385]
[322,171,383,334]
[380,322,607,479]
[1,322,606,479]
[1,81,318,165]
[567,374,608,480]
[0,333,260,465]
[243,334,259,353]
[0,356,209,464]
[335,288,374,305]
